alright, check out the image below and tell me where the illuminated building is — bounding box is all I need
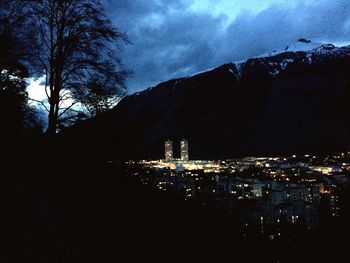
[311,166,334,174]
[164,139,173,161]
[180,139,189,161]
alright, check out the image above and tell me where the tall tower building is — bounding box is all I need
[164,140,173,161]
[180,139,189,161]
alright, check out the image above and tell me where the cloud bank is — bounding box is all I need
[105,0,350,92]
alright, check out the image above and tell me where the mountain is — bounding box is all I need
[65,43,350,160]
[262,38,324,57]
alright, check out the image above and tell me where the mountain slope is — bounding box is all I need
[65,44,350,159]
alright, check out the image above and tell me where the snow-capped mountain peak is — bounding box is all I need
[261,39,323,57]
[247,40,350,77]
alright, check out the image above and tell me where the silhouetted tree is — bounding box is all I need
[0,0,42,138]
[73,74,127,117]
[27,0,130,134]
[0,60,28,138]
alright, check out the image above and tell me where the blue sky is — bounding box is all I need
[29,0,350,99]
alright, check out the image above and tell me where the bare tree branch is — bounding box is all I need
[58,101,78,118]
[28,97,50,112]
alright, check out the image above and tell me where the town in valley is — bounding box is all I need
[121,139,350,240]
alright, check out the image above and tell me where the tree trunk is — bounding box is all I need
[47,102,57,135]
[46,89,59,135]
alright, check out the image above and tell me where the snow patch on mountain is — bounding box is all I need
[265,58,296,76]
[227,62,244,80]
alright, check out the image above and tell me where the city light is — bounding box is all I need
[130,144,349,239]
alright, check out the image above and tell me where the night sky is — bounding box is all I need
[105,0,350,93]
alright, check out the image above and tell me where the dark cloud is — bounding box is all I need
[224,0,350,59]
[105,0,350,93]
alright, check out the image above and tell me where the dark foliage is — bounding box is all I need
[74,74,127,117]
[0,0,43,142]
[2,152,350,262]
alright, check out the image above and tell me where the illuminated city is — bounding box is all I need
[124,140,350,239]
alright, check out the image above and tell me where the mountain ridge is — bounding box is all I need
[64,43,350,160]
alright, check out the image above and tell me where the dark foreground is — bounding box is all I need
[2,143,350,262]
